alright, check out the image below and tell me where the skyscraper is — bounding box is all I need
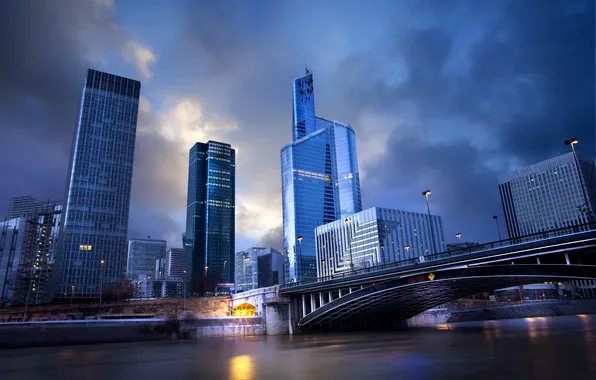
[498,152,595,237]
[281,70,362,283]
[55,69,140,299]
[184,141,235,295]
[165,247,186,278]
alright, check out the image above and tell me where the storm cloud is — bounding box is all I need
[0,0,593,251]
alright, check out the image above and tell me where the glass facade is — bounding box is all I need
[282,70,362,283]
[126,239,166,280]
[165,247,185,279]
[315,207,445,277]
[498,152,596,238]
[184,141,235,295]
[56,69,141,299]
[234,247,284,292]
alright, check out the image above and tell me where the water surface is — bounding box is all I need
[1,315,595,380]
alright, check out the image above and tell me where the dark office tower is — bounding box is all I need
[55,69,140,300]
[184,141,235,296]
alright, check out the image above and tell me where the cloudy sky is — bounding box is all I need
[0,0,594,252]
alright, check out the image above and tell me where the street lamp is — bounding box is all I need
[493,215,503,241]
[565,138,592,222]
[99,259,105,303]
[456,233,462,241]
[422,190,437,254]
[204,266,209,276]
[70,284,75,304]
[297,236,303,280]
[183,270,187,310]
[380,244,385,264]
[344,218,354,272]
[223,260,227,278]
[404,245,410,256]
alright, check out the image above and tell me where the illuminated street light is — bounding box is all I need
[565,138,592,222]
[422,190,437,254]
[456,233,462,241]
[344,218,354,272]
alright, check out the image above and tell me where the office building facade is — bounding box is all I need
[184,141,235,295]
[315,207,445,278]
[8,196,59,219]
[282,70,362,283]
[498,152,596,238]
[126,239,166,280]
[56,69,141,299]
[235,247,284,292]
[166,247,185,278]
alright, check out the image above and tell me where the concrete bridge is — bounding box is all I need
[256,225,596,332]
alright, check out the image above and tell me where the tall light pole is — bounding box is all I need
[223,260,227,281]
[380,244,385,264]
[456,233,462,241]
[99,259,105,303]
[404,245,410,257]
[422,190,436,254]
[493,215,503,241]
[565,138,592,222]
[183,270,187,310]
[297,236,303,281]
[344,218,354,272]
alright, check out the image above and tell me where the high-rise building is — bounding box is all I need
[498,152,596,298]
[281,70,362,283]
[166,247,185,278]
[184,141,235,295]
[0,217,27,304]
[235,247,284,292]
[126,239,166,280]
[55,69,141,299]
[315,207,445,277]
[8,196,59,219]
[498,152,596,237]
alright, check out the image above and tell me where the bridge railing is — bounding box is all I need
[281,221,596,290]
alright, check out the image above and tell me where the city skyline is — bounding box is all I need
[0,0,594,255]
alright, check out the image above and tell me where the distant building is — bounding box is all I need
[127,239,167,280]
[8,196,59,219]
[235,247,284,292]
[184,141,235,295]
[0,204,62,305]
[498,152,595,237]
[315,207,445,278]
[166,248,185,278]
[281,69,363,284]
[56,69,141,300]
[155,257,166,279]
[498,151,596,298]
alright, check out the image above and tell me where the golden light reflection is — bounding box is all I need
[232,303,257,317]
[577,314,589,320]
[229,355,255,380]
[436,324,451,331]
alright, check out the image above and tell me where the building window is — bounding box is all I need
[79,244,93,251]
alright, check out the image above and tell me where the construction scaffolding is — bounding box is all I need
[12,201,61,305]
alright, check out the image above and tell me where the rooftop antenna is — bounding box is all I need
[305,65,312,76]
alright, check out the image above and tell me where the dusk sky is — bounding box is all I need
[0,0,594,252]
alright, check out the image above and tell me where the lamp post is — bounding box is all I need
[456,233,462,241]
[344,218,354,272]
[183,270,187,310]
[70,285,75,304]
[565,138,592,222]
[223,260,227,281]
[422,190,437,254]
[297,236,303,281]
[380,244,385,264]
[404,245,410,257]
[493,215,503,241]
[99,259,105,303]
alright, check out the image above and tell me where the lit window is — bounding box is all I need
[79,244,92,251]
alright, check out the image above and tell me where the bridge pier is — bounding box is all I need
[319,292,325,307]
[302,294,306,317]
[565,253,570,265]
[310,294,316,312]
[329,290,333,302]
[339,288,343,297]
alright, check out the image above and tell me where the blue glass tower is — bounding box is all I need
[56,69,140,299]
[184,141,235,296]
[281,70,362,283]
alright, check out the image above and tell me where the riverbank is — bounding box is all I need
[407,299,596,326]
[0,317,264,349]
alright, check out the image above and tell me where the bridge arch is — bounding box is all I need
[298,264,596,327]
[232,303,257,316]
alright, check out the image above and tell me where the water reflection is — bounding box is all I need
[229,354,254,380]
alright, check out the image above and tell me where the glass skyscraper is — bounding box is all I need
[184,141,235,295]
[281,70,362,283]
[55,69,140,299]
[126,239,166,280]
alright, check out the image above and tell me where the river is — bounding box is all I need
[1,315,595,380]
